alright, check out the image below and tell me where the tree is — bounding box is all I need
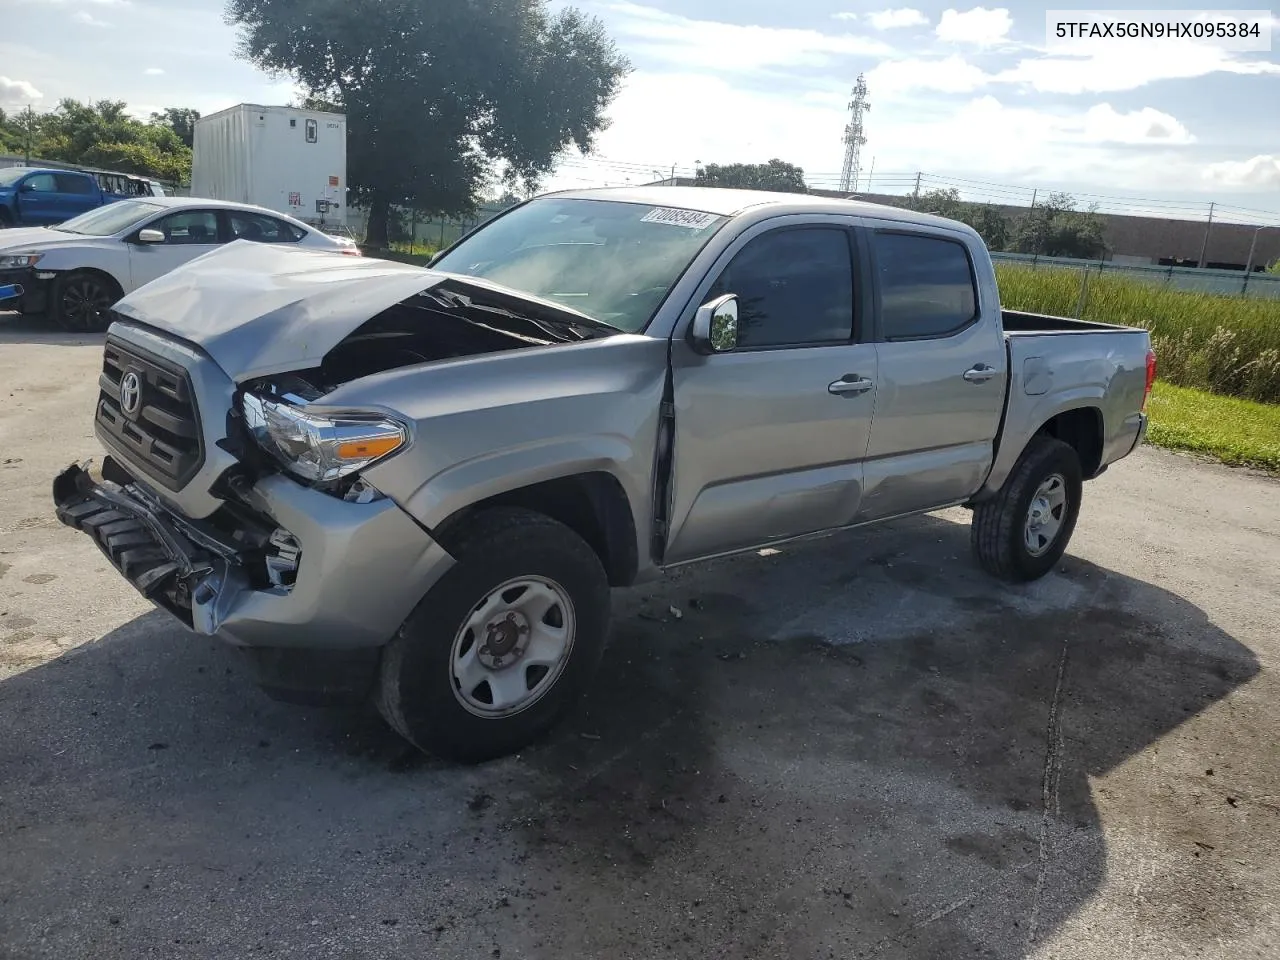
[909,187,1009,250]
[149,107,201,149]
[1010,192,1107,259]
[694,159,807,193]
[226,0,630,246]
[33,99,193,182]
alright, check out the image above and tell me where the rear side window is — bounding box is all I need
[228,211,305,242]
[709,227,855,348]
[56,174,96,195]
[873,232,978,340]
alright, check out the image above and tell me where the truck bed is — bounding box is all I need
[1001,309,1141,335]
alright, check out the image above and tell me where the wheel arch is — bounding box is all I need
[430,470,640,588]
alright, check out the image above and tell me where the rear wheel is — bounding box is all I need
[52,271,121,332]
[971,435,1083,582]
[375,507,611,763]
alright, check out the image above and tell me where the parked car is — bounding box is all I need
[0,196,360,329]
[0,167,123,227]
[52,187,1154,762]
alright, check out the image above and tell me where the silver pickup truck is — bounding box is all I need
[53,187,1155,761]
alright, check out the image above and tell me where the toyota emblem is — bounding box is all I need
[119,371,142,416]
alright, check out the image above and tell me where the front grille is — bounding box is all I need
[97,336,204,490]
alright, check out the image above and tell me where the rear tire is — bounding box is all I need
[375,507,611,763]
[52,270,121,332]
[971,435,1083,582]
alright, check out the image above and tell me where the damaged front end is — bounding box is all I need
[53,458,296,634]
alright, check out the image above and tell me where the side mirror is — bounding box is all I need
[136,228,165,244]
[690,294,739,354]
[20,182,37,193]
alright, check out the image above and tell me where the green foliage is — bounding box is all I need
[1146,381,1280,473]
[1267,259,1280,276]
[694,159,807,193]
[149,107,201,150]
[5,99,193,183]
[1009,191,1107,259]
[0,106,39,156]
[995,262,1280,404]
[909,187,1009,250]
[226,0,630,246]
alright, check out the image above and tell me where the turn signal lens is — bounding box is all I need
[336,435,403,460]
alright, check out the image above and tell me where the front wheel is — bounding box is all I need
[52,271,121,332]
[375,507,611,763]
[971,435,1083,582]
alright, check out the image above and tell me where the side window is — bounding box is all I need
[56,174,96,195]
[873,233,978,340]
[708,227,855,348]
[228,211,303,243]
[151,210,220,245]
[23,173,57,193]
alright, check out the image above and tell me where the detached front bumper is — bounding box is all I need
[53,460,455,652]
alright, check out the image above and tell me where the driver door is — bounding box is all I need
[15,172,61,225]
[128,209,225,289]
[664,219,878,563]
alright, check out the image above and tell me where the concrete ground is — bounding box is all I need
[1,314,1278,960]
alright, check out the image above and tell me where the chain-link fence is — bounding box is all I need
[991,251,1280,301]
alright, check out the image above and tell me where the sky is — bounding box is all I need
[2,0,1279,221]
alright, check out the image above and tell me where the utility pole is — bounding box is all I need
[1197,202,1215,269]
[23,104,34,164]
[1029,188,1037,210]
[1243,225,1273,294]
[864,156,875,193]
[913,171,922,202]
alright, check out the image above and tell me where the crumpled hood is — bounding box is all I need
[111,240,449,382]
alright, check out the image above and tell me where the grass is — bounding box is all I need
[1146,381,1280,473]
[995,263,1280,404]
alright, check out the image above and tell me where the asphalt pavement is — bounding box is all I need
[2,314,1278,960]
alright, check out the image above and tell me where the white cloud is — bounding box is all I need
[935,7,1013,45]
[0,76,43,105]
[998,45,1280,94]
[868,55,989,94]
[144,67,164,75]
[73,10,109,26]
[1203,156,1280,189]
[867,8,929,30]
[601,2,894,73]
[832,11,858,21]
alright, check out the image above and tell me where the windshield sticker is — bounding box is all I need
[640,207,719,231]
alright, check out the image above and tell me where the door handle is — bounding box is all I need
[828,376,874,396]
[963,364,997,383]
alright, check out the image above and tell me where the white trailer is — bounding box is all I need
[191,104,348,230]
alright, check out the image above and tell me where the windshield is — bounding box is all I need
[431,198,728,333]
[57,200,165,236]
[0,167,30,187]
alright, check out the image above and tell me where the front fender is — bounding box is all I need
[386,434,646,533]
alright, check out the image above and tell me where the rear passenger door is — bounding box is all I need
[665,219,878,563]
[55,173,101,218]
[855,226,1007,522]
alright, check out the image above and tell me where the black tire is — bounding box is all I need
[0,208,12,228]
[971,435,1083,583]
[375,507,611,763]
[52,270,121,332]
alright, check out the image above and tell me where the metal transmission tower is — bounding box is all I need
[839,74,870,193]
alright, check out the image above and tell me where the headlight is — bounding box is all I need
[241,393,408,483]
[0,253,42,269]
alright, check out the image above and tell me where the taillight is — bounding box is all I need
[1142,348,1156,411]
[340,248,362,257]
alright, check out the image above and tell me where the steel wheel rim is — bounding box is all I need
[62,279,113,330]
[449,575,577,718]
[1024,472,1068,557]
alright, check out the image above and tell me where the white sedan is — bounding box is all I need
[0,197,360,330]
